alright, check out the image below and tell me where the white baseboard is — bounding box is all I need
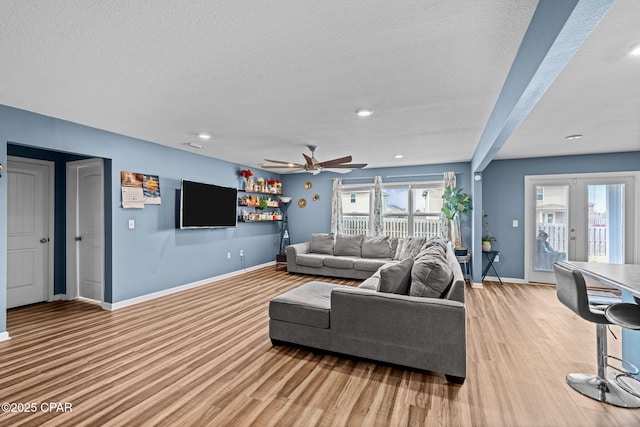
[0,331,10,342]
[103,261,276,311]
[483,276,528,284]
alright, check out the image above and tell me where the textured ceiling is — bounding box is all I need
[0,1,638,171]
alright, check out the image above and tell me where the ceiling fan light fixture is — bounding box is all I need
[356,108,373,117]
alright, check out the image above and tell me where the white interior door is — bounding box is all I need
[526,172,637,283]
[67,159,104,302]
[7,157,53,308]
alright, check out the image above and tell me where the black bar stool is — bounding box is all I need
[553,262,640,408]
[605,302,640,399]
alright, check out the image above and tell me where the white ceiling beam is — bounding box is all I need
[471,0,614,173]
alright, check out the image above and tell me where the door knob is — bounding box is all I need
[40,238,49,243]
[75,236,82,241]
[570,236,576,240]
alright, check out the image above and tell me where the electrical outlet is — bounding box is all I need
[227,252,231,259]
[512,219,519,227]
[240,250,245,257]
[495,255,500,262]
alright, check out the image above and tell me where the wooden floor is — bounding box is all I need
[1,268,639,427]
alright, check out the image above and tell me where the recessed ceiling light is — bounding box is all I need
[565,134,583,140]
[187,142,206,149]
[356,108,373,117]
[394,154,404,159]
[197,133,211,140]
[630,44,640,56]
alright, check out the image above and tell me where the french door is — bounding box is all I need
[525,172,637,284]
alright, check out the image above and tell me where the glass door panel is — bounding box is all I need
[587,183,625,264]
[535,184,568,272]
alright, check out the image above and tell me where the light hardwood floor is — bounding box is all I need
[1,267,639,426]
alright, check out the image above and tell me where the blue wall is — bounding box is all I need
[482,152,640,280]
[0,105,281,333]
[281,162,472,245]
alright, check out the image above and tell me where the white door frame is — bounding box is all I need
[7,156,56,302]
[66,158,105,304]
[525,171,640,283]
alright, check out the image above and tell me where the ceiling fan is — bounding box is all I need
[263,145,367,175]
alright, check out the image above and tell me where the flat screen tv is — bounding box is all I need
[179,180,237,229]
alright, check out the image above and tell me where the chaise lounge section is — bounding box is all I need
[270,238,467,383]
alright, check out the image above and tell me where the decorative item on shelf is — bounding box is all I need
[267,179,277,193]
[275,179,282,194]
[256,177,265,192]
[258,197,269,210]
[239,169,254,191]
[0,162,3,178]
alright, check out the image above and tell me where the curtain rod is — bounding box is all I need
[339,172,457,182]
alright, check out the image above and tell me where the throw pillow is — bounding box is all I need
[393,238,407,260]
[421,236,448,253]
[309,233,335,255]
[378,257,414,295]
[395,237,427,260]
[362,236,392,258]
[334,234,364,257]
[409,252,454,298]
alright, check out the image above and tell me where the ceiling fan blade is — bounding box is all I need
[262,164,305,169]
[319,155,352,167]
[302,153,314,169]
[264,159,301,165]
[325,163,367,169]
[323,168,352,174]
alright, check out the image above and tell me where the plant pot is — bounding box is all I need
[454,248,468,256]
[482,241,492,252]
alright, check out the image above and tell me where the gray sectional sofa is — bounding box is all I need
[270,236,467,384]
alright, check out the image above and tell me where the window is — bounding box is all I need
[536,187,544,201]
[340,181,444,238]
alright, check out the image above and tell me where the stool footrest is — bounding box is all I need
[567,373,640,408]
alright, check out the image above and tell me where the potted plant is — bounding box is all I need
[482,212,496,252]
[441,186,472,255]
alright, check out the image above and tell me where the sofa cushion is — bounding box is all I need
[269,281,341,329]
[378,257,414,295]
[394,237,427,260]
[296,253,326,268]
[309,233,335,255]
[361,236,393,258]
[359,271,380,290]
[334,234,363,257]
[409,251,454,298]
[324,256,355,269]
[354,258,391,272]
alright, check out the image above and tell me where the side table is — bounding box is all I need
[276,253,287,271]
[456,254,471,281]
[482,250,502,284]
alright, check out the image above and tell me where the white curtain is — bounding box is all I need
[370,176,384,236]
[443,171,457,243]
[330,178,343,235]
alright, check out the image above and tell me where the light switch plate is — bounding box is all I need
[513,220,519,227]
[128,219,135,229]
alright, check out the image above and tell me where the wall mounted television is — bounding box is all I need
[179,180,237,229]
